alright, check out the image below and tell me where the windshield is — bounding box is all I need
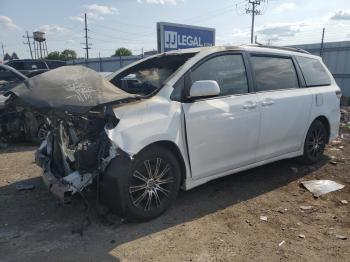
[110,53,196,96]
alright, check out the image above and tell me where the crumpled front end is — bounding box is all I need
[35,108,119,204]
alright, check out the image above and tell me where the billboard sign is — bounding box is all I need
[157,22,215,53]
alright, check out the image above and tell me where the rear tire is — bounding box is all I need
[301,120,327,164]
[116,145,181,222]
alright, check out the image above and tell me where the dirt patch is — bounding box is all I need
[0,132,349,261]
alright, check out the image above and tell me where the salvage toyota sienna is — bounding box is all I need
[9,45,340,221]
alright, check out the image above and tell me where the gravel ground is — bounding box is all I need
[0,131,349,262]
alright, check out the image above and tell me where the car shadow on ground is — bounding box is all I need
[0,142,38,154]
[0,156,329,261]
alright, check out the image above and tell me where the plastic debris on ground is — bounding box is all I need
[299,205,314,210]
[260,215,268,221]
[300,180,345,197]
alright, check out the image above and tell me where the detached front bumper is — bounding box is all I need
[36,138,93,205]
[42,170,73,204]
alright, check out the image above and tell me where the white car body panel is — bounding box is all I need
[182,93,260,179]
[255,88,313,161]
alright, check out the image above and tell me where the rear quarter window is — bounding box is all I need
[295,56,331,87]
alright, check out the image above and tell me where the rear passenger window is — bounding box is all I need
[251,56,299,92]
[295,56,331,87]
[191,54,248,96]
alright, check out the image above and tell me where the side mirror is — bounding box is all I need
[189,80,220,98]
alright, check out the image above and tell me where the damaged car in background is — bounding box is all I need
[10,45,340,221]
[0,64,49,143]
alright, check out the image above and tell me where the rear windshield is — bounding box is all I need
[296,56,331,87]
[110,53,196,96]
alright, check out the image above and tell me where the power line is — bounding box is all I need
[244,0,267,44]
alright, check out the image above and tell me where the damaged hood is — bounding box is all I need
[10,66,138,114]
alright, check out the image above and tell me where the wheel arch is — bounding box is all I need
[138,140,187,186]
[313,115,331,143]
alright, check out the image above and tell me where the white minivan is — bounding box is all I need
[21,45,340,221]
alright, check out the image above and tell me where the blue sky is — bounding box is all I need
[1,0,350,59]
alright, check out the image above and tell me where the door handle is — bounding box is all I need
[243,101,257,109]
[261,99,275,106]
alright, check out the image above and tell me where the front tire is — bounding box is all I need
[301,120,327,164]
[118,146,181,222]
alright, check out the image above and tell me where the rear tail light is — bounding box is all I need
[336,90,342,99]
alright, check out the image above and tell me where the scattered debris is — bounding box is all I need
[340,200,348,205]
[300,205,314,211]
[335,235,348,240]
[329,161,337,165]
[278,240,286,247]
[301,180,345,197]
[298,234,305,239]
[245,220,253,226]
[260,215,268,221]
[15,184,35,191]
[277,208,288,214]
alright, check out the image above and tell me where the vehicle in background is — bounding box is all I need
[12,45,340,222]
[0,64,49,143]
[5,59,66,78]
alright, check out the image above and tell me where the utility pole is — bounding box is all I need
[1,42,5,60]
[26,32,33,59]
[320,27,325,58]
[83,13,91,60]
[245,0,264,44]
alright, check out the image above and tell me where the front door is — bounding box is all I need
[182,53,260,179]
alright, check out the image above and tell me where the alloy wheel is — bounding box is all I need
[306,126,325,159]
[129,158,174,211]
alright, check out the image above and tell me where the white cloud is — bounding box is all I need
[274,2,295,13]
[0,15,18,30]
[330,10,350,20]
[70,4,118,23]
[256,23,303,38]
[85,4,118,15]
[137,0,178,5]
[38,25,70,34]
[70,16,84,23]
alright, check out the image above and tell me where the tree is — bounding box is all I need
[46,51,61,60]
[46,49,77,61]
[113,47,132,57]
[11,52,19,59]
[4,53,11,61]
[60,49,77,60]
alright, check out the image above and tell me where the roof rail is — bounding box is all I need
[242,44,310,54]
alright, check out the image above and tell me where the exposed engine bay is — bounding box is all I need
[35,107,119,203]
